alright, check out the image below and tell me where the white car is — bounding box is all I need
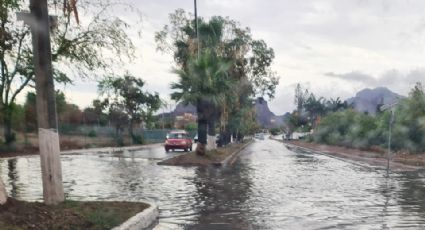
[254,133,265,140]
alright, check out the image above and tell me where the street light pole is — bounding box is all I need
[194,0,199,58]
[18,0,64,205]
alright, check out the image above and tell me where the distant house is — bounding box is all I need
[174,113,197,129]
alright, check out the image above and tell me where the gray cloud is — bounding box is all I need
[325,71,377,85]
[49,0,425,115]
[324,69,425,96]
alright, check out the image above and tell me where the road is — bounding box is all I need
[1,139,425,229]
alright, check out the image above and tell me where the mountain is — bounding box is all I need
[173,102,196,115]
[255,98,286,128]
[347,87,404,115]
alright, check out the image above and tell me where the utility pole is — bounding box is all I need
[386,108,394,175]
[380,101,398,176]
[18,0,64,205]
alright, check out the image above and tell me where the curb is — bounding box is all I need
[112,202,159,230]
[214,140,253,167]
[60,143,163,155]
[278,140,421,171]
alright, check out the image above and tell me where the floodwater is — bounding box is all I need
[1,139,425,229]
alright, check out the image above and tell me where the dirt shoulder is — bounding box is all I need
[280,139,425,171]
[158,141,251,167]
[0,198,149,230]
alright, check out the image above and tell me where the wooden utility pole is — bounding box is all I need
[18,0,64,205]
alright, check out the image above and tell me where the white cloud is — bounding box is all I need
[55,0,425,116]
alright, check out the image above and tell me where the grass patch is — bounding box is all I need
[0,198,149,230]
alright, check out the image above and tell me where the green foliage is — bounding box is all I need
[131,134,144,145]
[286,84,349,134]
[87,130,97,138]
[158,9,280,145]
[99,73,161,144]
[0,0,138,144]
[269,128,281,136]
[390,83,425,153]
[185,122,198,132]
[171,49,232,106]
[311,83,425,153]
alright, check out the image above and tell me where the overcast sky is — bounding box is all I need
[55,0,425,115]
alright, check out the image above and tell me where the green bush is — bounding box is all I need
[184,122,198,132]
[313,109,379,149]
[131,134,145,144]
[87,130,97,138]
[269,128,281,135]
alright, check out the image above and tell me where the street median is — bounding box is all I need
[158,140,253,167]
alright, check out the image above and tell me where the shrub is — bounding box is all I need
[87,130,97,138]
[269,128,280,135]
[131,134,144,144]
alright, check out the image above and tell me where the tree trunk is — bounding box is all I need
[207,119,216,150]
[128,119,134,144]
[196,118,207,155]
[0,177,7,205]
[3,106,14,145]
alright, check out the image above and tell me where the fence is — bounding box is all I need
[58,125,197,143]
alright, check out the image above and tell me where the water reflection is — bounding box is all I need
[190,164,254,229]
[7,158,19,197]
[1,140,425,229]
[396,170,425,222]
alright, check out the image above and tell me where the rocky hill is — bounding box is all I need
[347,87,404,115]
[173,102,196,115]
[255,98,286,128]
[162,99,286,128]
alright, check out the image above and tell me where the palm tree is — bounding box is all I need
[171,49,232,155]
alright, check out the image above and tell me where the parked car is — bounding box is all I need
[165,130,193,152]
[254,133,265,140]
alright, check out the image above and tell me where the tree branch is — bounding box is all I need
[10,74,34,104]
[9,31,29,81]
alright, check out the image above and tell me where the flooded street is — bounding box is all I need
[2,139,425,229]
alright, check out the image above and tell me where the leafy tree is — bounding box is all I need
[83,99,108,126]
[294,83,309,113]
[304,93,326,129]
[325,97,348,112]
[171,49,232,154]
[391,83,425,152]
[99,74,161,144]
[82,100,108,126]
[157,9,279,153]
[23,90,78,132]
[0,0,137,145]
